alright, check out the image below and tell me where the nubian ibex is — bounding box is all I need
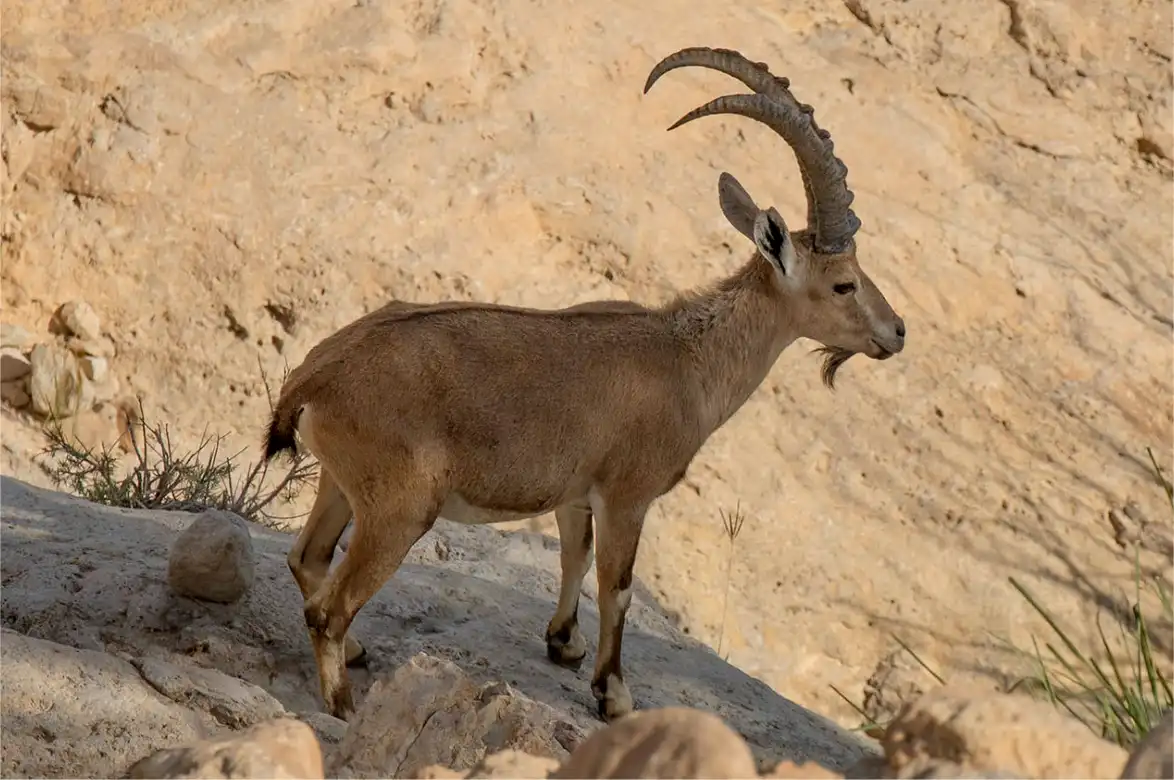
[262,45,906,723]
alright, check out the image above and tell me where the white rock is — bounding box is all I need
[0,323,32,349]
[56,300,102,341]
[27,343,86,418]
[80,355,108,382]
[67,335,117,357]
[0,348,31,382]
[168,510,256,604]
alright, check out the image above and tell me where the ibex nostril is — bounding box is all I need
[895,320,906,339]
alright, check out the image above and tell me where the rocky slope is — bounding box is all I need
[2,0,1172,722]
[0,476,872,776]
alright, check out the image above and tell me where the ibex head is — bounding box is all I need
[645,47,906,388]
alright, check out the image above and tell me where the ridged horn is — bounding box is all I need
[645,47,861,254]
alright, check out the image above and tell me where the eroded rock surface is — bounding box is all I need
[0,476,876,777]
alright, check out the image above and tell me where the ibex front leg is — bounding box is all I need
[588,490,648,722]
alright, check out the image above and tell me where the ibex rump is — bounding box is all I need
[262,46,906,723]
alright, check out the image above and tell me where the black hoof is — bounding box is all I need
[546,640,586,670]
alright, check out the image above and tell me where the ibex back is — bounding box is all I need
[262,45,906,722]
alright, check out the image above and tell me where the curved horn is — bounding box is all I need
[644,47,820,242]
[645,47,861,254]
[643,46,793,97]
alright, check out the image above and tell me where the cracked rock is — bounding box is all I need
[136,656,286,729]
[332,653,585,779]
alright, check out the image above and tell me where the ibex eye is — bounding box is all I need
[833,282,857,295]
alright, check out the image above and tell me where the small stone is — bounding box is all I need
[27,343,86,418]
[0,323,32,349]
[79,355,108,382]
[66,335,116,357]
[54,300,102,341]
[0,348,31,382]
[1120,709,1173,779]
[1,380,30,409]
[124,717,324,779]
[168,510,255,604]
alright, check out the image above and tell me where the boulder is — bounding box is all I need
[125,717,325,779]
[168,510,256,604]
[551,706,759,779]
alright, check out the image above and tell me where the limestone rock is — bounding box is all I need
[412,750,561,779]
[767,759,843,778]
[301,711,349,747]
[27,342,87,417]
[125,717,325,779]
[1,379,30,408]
[1120,710,1174,779]
[136,656,287,728]
[80,354,108,382]
[0,322,32,349]
[67,335,117,357]
[54,300,102,341]
[551,706,758,779]
[469,750,561,778]
[333,653,585,779]
[0,347,31,381]
[0,629,206,778]
[882,687,1129,779]
[168,510,256,604]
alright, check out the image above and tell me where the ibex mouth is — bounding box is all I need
[868,338,897,360]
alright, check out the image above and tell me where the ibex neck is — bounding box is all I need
[665,257,796,436]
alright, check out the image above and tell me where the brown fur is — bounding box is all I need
[264,51,906,724]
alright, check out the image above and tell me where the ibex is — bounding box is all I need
[262,46,906,723]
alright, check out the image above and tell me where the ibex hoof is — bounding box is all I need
[593,674,635,722]
[545,624,588,669]
[546,635,587,670]
[327,687,356,721]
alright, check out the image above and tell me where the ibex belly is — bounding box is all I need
[438,493,552,526]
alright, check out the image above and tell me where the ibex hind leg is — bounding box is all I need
[286,467,368,667]
[546,499,594,669]
[302,485,440,719]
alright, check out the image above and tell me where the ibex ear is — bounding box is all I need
[718,172,759,241]
[752,207,798,277]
